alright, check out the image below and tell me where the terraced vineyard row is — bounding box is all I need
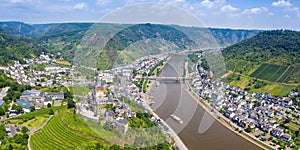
[30,112,96,150]
[277,66,300,83]
[250,64,300,83]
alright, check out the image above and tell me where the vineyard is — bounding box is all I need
[250,64,300,83]
[30,112,97,150]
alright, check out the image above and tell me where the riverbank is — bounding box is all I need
[150,54,264,149]
[185,83,274,150]
[144,54,188,150]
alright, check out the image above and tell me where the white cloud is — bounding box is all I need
[268,12,274,16]
[289,7,300,18]
[174,0,185,3]
[271,0,300,18]
[272,0,291,7]
[221,5,239,12]
[73,2,86,10]
[200,0,225,9]
[242,7,268,15]
[9,0,27,3]
[200,0,214,8]
[97,0,113,6]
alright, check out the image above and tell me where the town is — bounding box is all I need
[75,53,176,147]
[0,50,299,149]
[188,52,300,150]
[0,53,72,87]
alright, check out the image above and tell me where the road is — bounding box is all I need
[28,115,54,150]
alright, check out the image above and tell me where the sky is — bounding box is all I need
[1,0,300,30]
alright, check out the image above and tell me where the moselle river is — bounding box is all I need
[150,54,261,150]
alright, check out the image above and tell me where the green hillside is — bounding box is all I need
[0,22,259,66]
[223,30,300,72]
[222,30,300,96]
[0,21,35,38]
[0,33,44,65]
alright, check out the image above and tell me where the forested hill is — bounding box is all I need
[222,30,300,73]
[0,33,43,66]
[0,21,259,68]
[0,21,35,38]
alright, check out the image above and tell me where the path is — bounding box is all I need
[28,115,54,150]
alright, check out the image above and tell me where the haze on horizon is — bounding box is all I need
[1,0,300,30]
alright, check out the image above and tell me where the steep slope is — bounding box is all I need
[0,21,35,38]
[223,30,300,73]
[222,30,300,96]
[0,33,44,65]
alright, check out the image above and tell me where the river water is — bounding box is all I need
[150,54,261,150]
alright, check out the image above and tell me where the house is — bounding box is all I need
[280,133,292,142]
[225,112,236,119]
[282,97,293,106]
[113,118,128,134]
[43,97,52,106]
[45,91,64,100]
[9,110,18,117]
[270,128,283,138]
[0,100,5,106]
[16,99,31,113]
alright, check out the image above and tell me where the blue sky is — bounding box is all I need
[1,0,300,30]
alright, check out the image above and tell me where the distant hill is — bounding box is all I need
[222,30,300,96]
[0,33,44,66]
[0,22,259,69]
[209,28,260,47]
[0,21,35,38]
[223,30,300,73]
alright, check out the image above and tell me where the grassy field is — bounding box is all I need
[15,106,65,120]
[227,73,298,97]
[23,116,48,128]
[70,86,91,96]
[55,60,71,67]
[59,108,115,142]
[250,64,300,83]
[287,122,300,131]
[6,106,65,125]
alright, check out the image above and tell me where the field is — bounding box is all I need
[29,107,170,149]
[29,108,122,150]
[287,122,300,131]
[70,86,91,97]
[23,116,48,128]
[250,64,300,83]
[227,73,298,97]
[30,112,97,150]
[6,106,65,126]
[55,60,71,67]
[14,106,65,120]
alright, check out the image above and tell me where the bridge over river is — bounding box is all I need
[137,76,191,82]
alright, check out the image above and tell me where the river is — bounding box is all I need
[150,54,262,150]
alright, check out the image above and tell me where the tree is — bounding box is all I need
[47,103,52,108]
[0,125,7,140]
[13,134,28,145]
[21,126,28,134]
[8,144,13,150]
[3,104,9,112]
[12,104,23,113]
[67,99,75,109]
[15,105,23,113]
[0,107,4,116]
[49,109,54,115]
[64,91,73,99]
[30,106,35,112]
